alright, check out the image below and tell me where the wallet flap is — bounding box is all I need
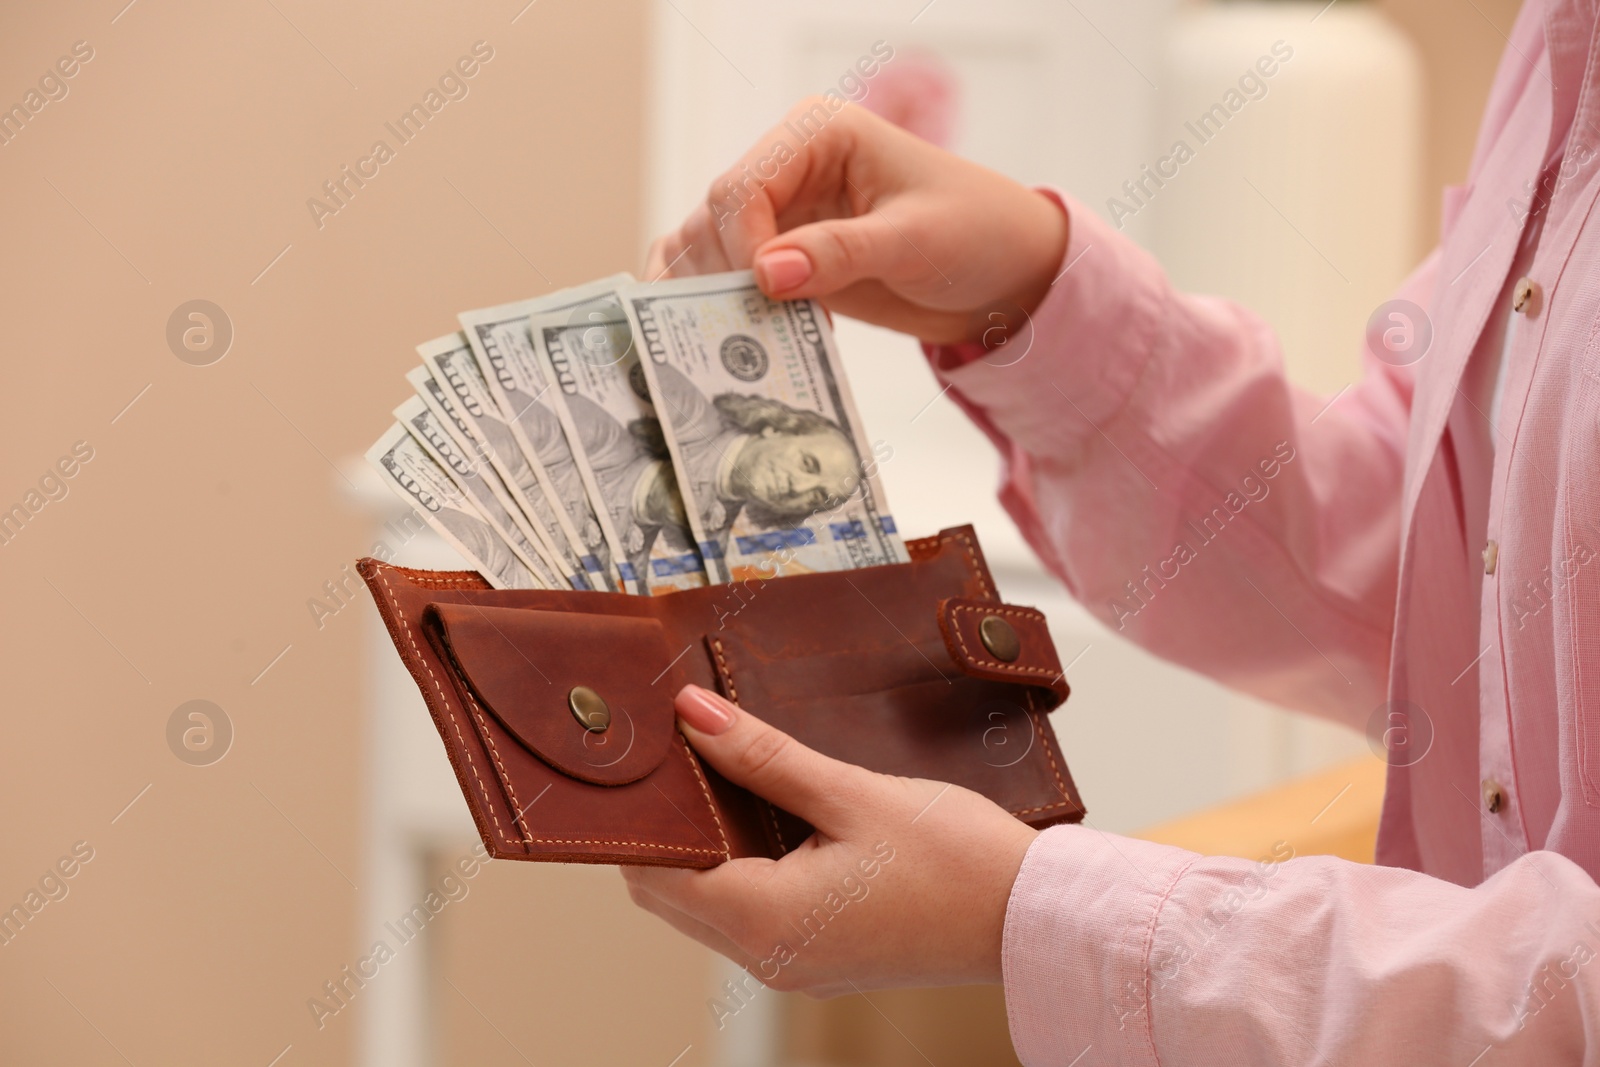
[936,598,1069,705]
[427,602,679,786]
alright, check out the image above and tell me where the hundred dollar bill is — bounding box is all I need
[365,422,540,590]
[419,332,591,589]
[528,299,709,595]
[404,361,571,587]
[458,274,635,594]
[394,396,565,589]
[620,270,907,582]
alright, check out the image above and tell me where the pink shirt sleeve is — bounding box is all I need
[925,192,1423,731]
[1004,825,1600,1066]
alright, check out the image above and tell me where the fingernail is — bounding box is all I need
[755,249,812,293]
[676,684,737,735]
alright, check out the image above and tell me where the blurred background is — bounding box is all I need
[0,0,1517,1063]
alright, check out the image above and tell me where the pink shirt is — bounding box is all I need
[928,2,1600,1062]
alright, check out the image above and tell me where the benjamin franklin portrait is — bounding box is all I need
[643,363,865,553]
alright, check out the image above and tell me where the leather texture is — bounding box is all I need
[359,525,1086,868]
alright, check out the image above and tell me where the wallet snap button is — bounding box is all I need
[979,615,1021,662]
[567,686,611,732]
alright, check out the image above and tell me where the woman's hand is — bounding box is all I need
[621,684,1038,996]
[645,98,1069,345]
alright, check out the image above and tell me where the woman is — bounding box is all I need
[624,3,1600,1062]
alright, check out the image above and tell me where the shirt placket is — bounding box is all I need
[1472,0,1600,876]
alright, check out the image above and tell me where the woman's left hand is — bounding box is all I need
[621,684,1038,997]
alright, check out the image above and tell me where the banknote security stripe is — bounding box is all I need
[830,519,866,541]
[650,552,706,577]
[735,529,817,554]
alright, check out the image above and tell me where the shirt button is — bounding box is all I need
[1483,539,1498,575]
[1512,277,1542,315]
[1483,778,1507,814]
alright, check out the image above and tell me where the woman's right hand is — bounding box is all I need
[645,97,1069,346]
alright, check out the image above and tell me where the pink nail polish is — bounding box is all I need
[676,684,737,735]
[755,249,812,293]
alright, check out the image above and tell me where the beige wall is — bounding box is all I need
[1382,0,1525,251]
[0,1,651,1063]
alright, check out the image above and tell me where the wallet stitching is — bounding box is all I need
[766,803,788,853]
[455,677,537,844]
[1028,687,1071,802]
[379,565,724,859]
[710,638,740,703]
[383,565,490,589]
[943,531,995,601]
[376,567,509,846]
[944,597,1075,815]
[710,638,784,857]
[423,595,536,843]
[947,603,1060,678]
[1011,799,1075,819]
[1010,688,1075,816]
[677,732,731,859]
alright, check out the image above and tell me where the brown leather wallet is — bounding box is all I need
[358,525,1085,867]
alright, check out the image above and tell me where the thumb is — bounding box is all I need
[674,683,868,830]
[751,212,915,301]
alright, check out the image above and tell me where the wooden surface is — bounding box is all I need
[0,4,653,1066]
[1137,756,1388,864]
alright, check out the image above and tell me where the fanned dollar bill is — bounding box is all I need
[404,362,571,586]
[458,275,636,594]
[365,423,540,590]
[528,298,709,596]
[419,332,592,589]
[620,271,907,582]
[393,396,565,589]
